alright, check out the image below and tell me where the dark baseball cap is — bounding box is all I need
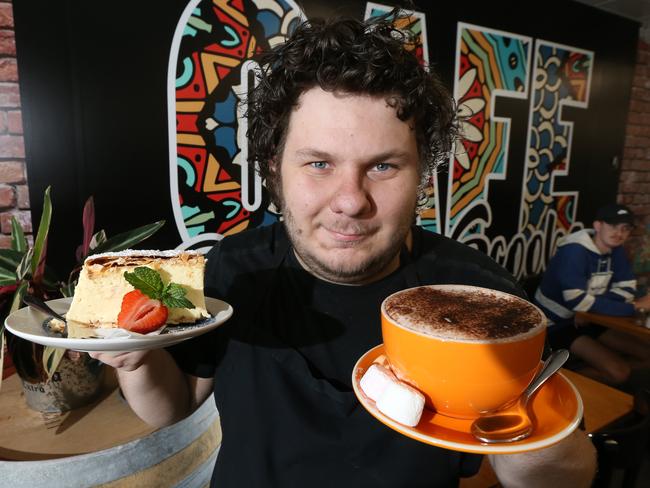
[594,203,636,226]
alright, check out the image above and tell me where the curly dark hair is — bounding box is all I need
[247,13,457,210]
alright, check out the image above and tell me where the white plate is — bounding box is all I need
[4,297,233,352]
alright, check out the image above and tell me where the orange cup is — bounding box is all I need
[381,285,546,419]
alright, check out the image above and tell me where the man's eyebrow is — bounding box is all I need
[294,148,332,160]
[293,147,413,162]
[369,150,414,162]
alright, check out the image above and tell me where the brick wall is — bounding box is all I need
[0,0,28,250]
[620,40,650,279]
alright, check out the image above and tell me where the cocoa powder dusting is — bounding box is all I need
[385,287,541,341]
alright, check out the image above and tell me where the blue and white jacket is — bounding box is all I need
[534,229,636,327]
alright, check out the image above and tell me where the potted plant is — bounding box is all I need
[0,187,164,412]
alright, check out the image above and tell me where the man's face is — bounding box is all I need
[276,87,421,284]
[593,220,633,252]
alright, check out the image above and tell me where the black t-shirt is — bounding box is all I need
[169,223,523,488]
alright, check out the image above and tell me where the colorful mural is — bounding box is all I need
[520,42,593,236]
[364,2,429,65]
[447,24,531,243]
[165,2,606,277]
[447,26,593,278]
[169,0,303,251]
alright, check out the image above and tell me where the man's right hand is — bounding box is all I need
[88,350,151,372]
[633,293,650,311]
[88,348,203,428]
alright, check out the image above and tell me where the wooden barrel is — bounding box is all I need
[0,373,221,487]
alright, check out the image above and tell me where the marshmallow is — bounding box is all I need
[360,363,396,401]
[375,380,425,427]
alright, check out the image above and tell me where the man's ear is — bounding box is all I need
[269,159,279,174]
[593,221,602,233]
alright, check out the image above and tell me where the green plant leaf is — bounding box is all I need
[0,249,24,270]
[90,221,165,255]
[43,346,66,380]
[162,283,195,309]
[0,265,17,285]
[31,186,52,276]
[10,216,27,253]
[16,248,33,281]
[10,281,28,314]
[124,267,164,299]
[89,230,107,251]
[60,280,76,298]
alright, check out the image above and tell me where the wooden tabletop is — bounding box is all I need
[561,369,634,432]
[460,368,633,488]
[575,311,650,340]
[0,371,156,460]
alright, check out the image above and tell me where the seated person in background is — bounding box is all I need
[535,203,650,388]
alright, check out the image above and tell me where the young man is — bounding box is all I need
[93,15,595,487]
[535,204,650,386]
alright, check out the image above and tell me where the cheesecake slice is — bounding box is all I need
[66,250,209,327]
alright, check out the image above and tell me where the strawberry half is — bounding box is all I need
[117,289,169,333]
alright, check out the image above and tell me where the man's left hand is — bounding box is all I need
[488,429,596,488]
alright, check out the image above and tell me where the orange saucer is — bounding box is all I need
[352,344,583,454]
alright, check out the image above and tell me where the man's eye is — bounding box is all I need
[310,161,328,170]
[374,163,393,172]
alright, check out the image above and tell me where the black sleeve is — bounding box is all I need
[166,327,223,378]
[459,453,484,478]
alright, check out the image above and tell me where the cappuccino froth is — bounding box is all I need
[383,285,543,343]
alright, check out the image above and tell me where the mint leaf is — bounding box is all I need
[161,283,195,309]
[162,296,195,309]
[123,267,196,309]
[124,267,164,299]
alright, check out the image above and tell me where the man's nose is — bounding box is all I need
[614,225,629,237]
[329,175,373,216]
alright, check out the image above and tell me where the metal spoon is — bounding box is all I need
[470,349,570,443]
